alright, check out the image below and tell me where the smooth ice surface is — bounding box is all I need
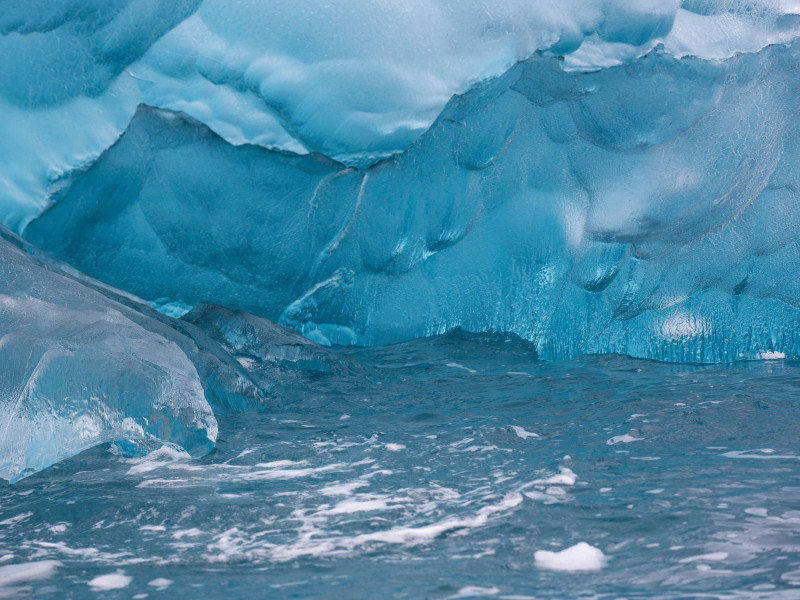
[2,339,800,599]
[0,225,271,482]
[28,39,800,361]
[3,1,800,227]
[535,542,606,571]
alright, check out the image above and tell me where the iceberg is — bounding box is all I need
[0,225,265,482]
[26,40,800,361]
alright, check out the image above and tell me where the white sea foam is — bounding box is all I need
[125,445,192,475]
[205,492,523,563]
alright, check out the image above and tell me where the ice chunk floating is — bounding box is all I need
[3,1,800,599]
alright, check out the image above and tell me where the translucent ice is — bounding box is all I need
[0,225,264,482]
[27,41,800,361]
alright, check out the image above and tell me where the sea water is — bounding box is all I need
[1,333,799,599]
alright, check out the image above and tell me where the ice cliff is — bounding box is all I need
[26,41,800,361]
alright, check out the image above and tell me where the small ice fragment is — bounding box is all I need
[534,542,606,571]
[645,488,664,494]
[510,426,539,440]
[757,351,785,360]
[149,578,173,589]
[745,507,768,517]
[607,433,644,445]
[88,572,132,591]
[385,443,406,451]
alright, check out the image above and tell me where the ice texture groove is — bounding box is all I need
[27,41,800,361]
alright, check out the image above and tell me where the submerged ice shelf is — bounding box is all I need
[25,40,800,361]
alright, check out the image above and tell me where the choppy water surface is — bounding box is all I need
[2,333,800,599]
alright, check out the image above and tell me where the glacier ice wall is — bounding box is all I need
[3,0,800,229]
[27,40,800,361]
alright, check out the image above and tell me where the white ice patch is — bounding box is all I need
[148,578,173,589]
[0,560,61,588]
[88,572,132,591]
[534,542,607,571]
